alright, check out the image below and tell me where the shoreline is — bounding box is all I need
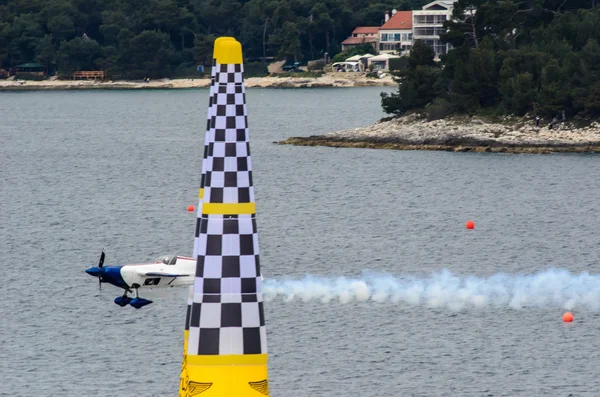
[0,73,395,91]
[278,114,600,154]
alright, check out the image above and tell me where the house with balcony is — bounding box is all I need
[412,0,454,58]
[341,26,380,52]
[378,10,413,54]
[341,0,454,60]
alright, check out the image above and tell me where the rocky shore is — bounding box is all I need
[0,73,395,91]
[278,114,600,154]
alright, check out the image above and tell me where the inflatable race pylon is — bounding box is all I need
[180,38,269,397]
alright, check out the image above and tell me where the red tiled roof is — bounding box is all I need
[341,36,378,45]
[380,11,413,30]
[352,26,380,35]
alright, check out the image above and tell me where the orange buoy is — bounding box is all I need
[563,312,574,322]
[187,205,195,212]
[466,220,475,229]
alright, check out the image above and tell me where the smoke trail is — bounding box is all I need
[262,269,600,311]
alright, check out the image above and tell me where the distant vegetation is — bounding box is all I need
[382,1,600,119]
[0,0,428,79]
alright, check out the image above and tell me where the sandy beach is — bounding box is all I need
[279,113,600,154]
[0,73,395,90]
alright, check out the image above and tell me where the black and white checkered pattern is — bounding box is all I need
[192,57,217,260]
[188,54,267,356]
[199,58,219,195]
[185,285,193,331]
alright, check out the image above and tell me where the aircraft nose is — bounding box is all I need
[86,267,102,277]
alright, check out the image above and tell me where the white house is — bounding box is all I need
[412,0,454,57]
[378,10,413,54]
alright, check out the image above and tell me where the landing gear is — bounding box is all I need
[113,285,152,308]
[129,284,152,309]
[114,295,132,307]
[130,298,152,309]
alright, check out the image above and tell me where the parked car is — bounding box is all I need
[282,62,302,72]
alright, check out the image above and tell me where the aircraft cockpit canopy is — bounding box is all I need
[157,254,178,265]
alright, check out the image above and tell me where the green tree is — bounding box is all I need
[120,30,174,79]
[500,72,537,115]
[47,15,76,42]
[0,22,11,66]
[36,34,56,72]
[408,40,435,68]
[192,33,216,65]
[381,41,441,115]
[56,37,102,75]
[269,21,301,61]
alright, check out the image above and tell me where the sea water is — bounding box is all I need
[2,87,600,396]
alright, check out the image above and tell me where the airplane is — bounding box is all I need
[85,251,194,308]
[85,251,263,308]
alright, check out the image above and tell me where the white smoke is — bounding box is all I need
[262,269,600,311]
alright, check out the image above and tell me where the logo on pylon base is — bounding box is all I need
[249,379,269,395]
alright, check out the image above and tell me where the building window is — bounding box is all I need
[414,27,446,37]
[394,33,401,41]
[414,14,448,24]
[381,33,388,41]
[379,43,397,51]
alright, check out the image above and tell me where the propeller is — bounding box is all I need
[98,250,105,290]
[85,250,106,291]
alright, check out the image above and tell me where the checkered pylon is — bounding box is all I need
[187,41,267,358]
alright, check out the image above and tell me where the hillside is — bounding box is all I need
[382,1,600,118]
[0,0,428,79]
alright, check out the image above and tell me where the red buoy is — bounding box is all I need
[187,205,195,212]
[466,220,475,229]
[563,312,574,322]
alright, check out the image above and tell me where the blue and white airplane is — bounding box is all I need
[85,251,194,308]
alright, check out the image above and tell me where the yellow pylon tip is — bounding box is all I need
[212,37,235,59]
[216,40,243,64]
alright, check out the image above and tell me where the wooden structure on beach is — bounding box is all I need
[72,71,105,80]
[16,63,46,77]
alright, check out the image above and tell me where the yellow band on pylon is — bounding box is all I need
[178,330,190,397]
[198,188,204,199]
[182,354,269,396]
[216,40,243,65]
[188,354,267,366]
[202,202,256,215]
